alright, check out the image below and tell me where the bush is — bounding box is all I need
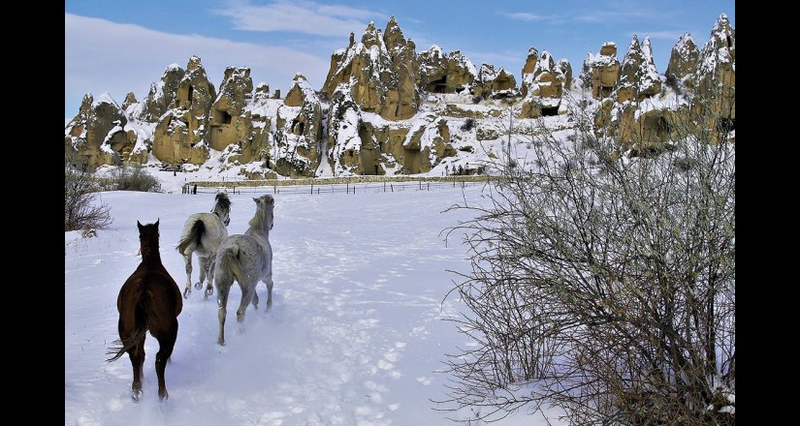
[440,96,735,424]
[460,118,476,132]
[111,165,162,192]
[65,163,112,232]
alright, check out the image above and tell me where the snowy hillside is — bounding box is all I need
[65,186,564,425]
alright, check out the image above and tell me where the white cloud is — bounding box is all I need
[500,12,548,22]
[65,13,329,118]
[215,0,385,37]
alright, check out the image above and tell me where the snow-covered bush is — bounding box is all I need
[441,93,735,425]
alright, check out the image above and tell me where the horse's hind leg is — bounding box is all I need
[216,279,232,346]
[197,255,209,298]
[127,335,146,401]
[182,251,193,299]
[236,284,255,322]
[264,273,274,311]
[153,320,178,401]
[119,315,146,401]
[202,255,215,299]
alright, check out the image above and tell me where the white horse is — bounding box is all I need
[176,192,232,299]
[213,194,274,345]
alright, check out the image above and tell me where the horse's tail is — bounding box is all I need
[106,328,147,362]
[177,219,206,254]
[106,285,167,362]
[216,245,245,284]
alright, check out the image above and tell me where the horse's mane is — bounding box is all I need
[248,196,274,231]
[214,192,232,211]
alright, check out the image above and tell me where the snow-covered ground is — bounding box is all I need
[65,185,561,425]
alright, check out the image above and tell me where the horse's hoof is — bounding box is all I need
[194,281,203,290]
[132,389,142,402]
[159,390,169,401]
[183,289,191,299]
[205,287,214,298]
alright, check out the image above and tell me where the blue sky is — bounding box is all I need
[65,0,735,121]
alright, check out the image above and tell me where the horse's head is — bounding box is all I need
[213,192,232,226]
[252,195,275,230]
[137,219,160,258]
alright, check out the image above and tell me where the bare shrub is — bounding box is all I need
[65,162,112,232]
[111,164,162,192]
[440,93,735,425]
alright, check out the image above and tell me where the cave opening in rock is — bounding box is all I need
[426,76,448,93]
[292,119,305,135]
[187,85,194,105]
[215,110,232,125]
[541,107,559,116]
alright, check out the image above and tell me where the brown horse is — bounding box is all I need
[107,220,183,401]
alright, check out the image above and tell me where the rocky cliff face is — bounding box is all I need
[695,14,735,123]
[139,64,185,122]
[586,42,621,99]
[617,35,662,102]
[273,74,324,177]
[66,15,734,178]
[476,64,517,99]
[151,56,217,165]
[65,93,128,168]
[207,67,254,152]
[322,18,420,121]
[596,15,735,151]
[520,49,569,118]
[666,33,700,89]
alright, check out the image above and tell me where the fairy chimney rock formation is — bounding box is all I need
[520,49,568,117]
[590,42,620,99]
[151,55,216,165]
[618,35,662,102]
[558,59,573,90]
[141,64,185,122]
[207,67,253,151]
[695,13,735,120]
[322,18,420,121]
[418,45,449,93]
[444,51,478,93]
[666,33,700,89]
[477,64,517,98]
[65,93,130,169]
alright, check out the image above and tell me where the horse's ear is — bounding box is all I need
[137,220,143,231]
[253,197,260,204]
[155,218,160,227]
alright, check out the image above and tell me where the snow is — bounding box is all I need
[92,92,119,108]
[674,33,694,51]
[65,186,563,425]
[425,45,443,57]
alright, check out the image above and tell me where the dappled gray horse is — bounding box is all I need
[213,194,275,345]
[176,192,231,299]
